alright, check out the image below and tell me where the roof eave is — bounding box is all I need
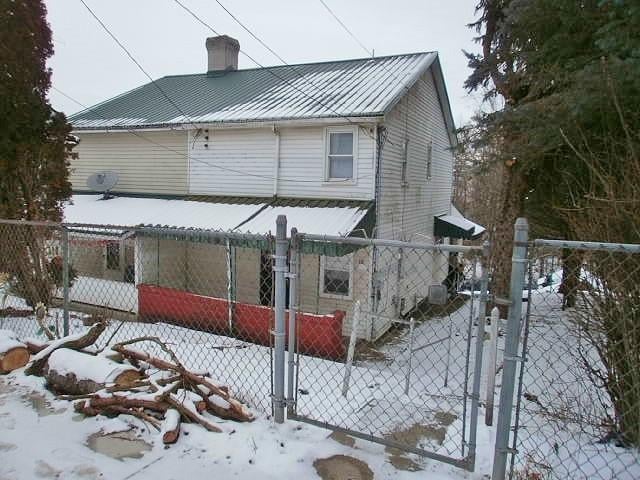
[72,114,385,133]
[381,53,458,149]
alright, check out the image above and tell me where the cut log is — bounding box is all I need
[113,344,254,422]
[26,321,107,376]
[0,330,30,373]
[161,409,181,444]
[165,393,222,433]
[44,348,143,395]
[74,396,169,417]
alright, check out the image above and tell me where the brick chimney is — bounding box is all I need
[206,35,240,73]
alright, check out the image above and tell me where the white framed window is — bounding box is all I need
[320,254,353,299]
[325,127,357,181]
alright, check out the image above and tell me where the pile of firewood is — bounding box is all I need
[0,321,254,444]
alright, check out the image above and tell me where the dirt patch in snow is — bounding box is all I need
[313,455,373,480]
[383,411,458,472]
[86,430,152,460]
[21,391,66,416]
[328,431,356,448]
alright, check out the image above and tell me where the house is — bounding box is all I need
[64,35,472,349]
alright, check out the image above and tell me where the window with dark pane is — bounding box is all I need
[322,254,352,296]
[328,131,354,179]
[106,241,120,270]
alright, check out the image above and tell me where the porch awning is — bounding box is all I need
[64,194,374,254]
[435,206,485,240]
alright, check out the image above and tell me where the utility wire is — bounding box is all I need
[52,86,373,184]
[78,0,199,131]
[318,0,373,58]
[212,0,290,67]
[172,0,376,141]
[51,86,87,110]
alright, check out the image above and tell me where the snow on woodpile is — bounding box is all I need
[47,348,133,384]
[0,329,25,354]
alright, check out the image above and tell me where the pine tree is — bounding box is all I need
[0,0,74,221]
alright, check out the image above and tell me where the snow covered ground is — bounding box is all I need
[1,277,639,479]
[0,301,495,479]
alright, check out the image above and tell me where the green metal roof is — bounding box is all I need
[70,52,439,130]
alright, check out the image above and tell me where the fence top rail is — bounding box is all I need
[299,232,484,253]
[533,238,640,253]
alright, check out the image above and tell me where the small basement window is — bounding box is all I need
[320,254,353,299]
[326,128,355,180]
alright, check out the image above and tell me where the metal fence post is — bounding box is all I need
[273,215,287,423]
[61,226,70,337]
[467,240,490,469]
[492,218,529,480]
[286,227,298,417]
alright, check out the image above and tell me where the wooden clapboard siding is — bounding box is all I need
[71,131,188,195]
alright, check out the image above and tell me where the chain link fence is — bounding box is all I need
[0,220,276,412]
[289,233,489,470]
[3,216,639,478]
[507,239,640,479]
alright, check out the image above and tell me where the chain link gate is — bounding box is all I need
[284,232,490,471]
[505,238,640,480]
[486,219,640,480]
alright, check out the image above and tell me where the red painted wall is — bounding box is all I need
[138,284,346,359]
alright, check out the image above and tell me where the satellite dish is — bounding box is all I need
[86,171,119,199]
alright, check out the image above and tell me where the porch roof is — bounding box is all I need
[63,194,372,240]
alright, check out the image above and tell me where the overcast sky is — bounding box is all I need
[45,0,482,126]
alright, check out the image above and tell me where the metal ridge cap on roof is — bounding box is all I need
[158,51,436,78]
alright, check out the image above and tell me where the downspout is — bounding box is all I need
[272,125,280,197]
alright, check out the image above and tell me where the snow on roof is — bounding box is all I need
[448,206,486,236]
[69,53,439,129]
[64,195,265,231]
[64,195,370,236]
[236,205,369,236]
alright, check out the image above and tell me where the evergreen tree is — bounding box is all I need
[0,0,76,308]
[0,0,74,221]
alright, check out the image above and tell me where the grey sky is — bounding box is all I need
[45,0,481,126]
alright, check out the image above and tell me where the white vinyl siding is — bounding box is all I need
[189,128,275,197]
[71,131,188,195]
[372,67,455,320]
[186,124,375,200]
[278,125,374,200]
[377,68,454,242]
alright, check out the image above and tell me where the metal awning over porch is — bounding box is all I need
[434,206,485,240]
[64,194,373,254]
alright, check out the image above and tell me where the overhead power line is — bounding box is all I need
[172,0,376,141]
[52,86,372,185]
[78,0,199,131]
[318,0,373,58]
